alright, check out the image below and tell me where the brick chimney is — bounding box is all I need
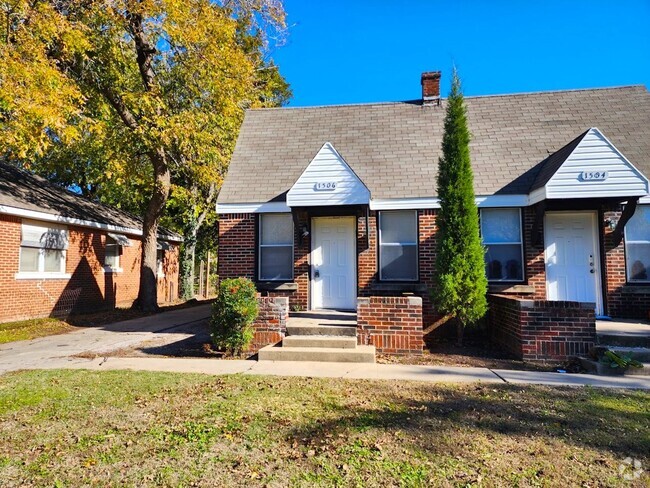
[421,71,441,105]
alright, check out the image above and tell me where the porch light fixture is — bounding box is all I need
[605,218,618,231]
[301,225,310,238]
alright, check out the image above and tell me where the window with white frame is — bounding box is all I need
[105,237,120,270]
[157,249,165,278]
[625,205,650,282]
[258,213,293,281]
[480,208,524,282]
[378,210,418,281]
[19,220,68,275]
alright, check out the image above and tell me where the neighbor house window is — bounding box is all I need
[480,208,524,281]
[105,237,120,270]
[378,210,418,281]
[625,205,650,282]
[104,233,131,272]
[157,249,165,278]
[259,213,294,281]
[19,220,68,275]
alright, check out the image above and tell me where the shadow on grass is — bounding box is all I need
[287,384,649,459]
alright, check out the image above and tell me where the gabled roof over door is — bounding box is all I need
[286,142,370,207]
[529,127,650,204]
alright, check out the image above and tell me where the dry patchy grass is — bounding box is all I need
[0,319,77,344]
[0,370,648,487]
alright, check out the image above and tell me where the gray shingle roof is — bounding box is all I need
[0,163,181,241]
[218,85,650,203]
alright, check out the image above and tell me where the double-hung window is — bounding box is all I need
[105,237,121,271]
[19,220,68,276]
[625,205,650,282]
[259,213,294,281]
[104,233,131,272]
[378,210,418,281]
[480,208,524,282]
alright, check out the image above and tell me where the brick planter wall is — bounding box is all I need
[248,296,289,353]
[488,294,596,362]
[357,296,424,355]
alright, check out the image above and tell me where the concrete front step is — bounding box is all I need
[286,324,357,337]
[597,334,650,348]
[594,345,650,362]
[578,357,650,376]
[258,344,376,363]
[282,335,357,349]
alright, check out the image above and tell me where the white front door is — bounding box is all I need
[311,217,356,310]
[544,211,603,314]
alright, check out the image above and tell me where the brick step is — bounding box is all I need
[282,335,357,349]
[258,344,376,363]
[578,357,650,376]
[286,324,357,337]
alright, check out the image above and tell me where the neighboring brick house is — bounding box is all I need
[0,163,182,322]
[216,72,650,361]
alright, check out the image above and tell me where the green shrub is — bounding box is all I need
[210,278,259,355]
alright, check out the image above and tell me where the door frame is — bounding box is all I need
[310,216,357,311]
[543,210,603,314]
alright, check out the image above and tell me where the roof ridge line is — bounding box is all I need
[246,85,647,111]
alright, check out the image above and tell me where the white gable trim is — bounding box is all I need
[216,202,291,214]
[370,195,529,210]
[0,204,182,242]
[530,128,649,205]
[286,142,370,207]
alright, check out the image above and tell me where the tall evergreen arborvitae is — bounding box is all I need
[433,70,488,346]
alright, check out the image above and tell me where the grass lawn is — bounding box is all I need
[0,371,648,487]
[0,319,77,344]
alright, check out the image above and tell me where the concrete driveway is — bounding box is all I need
[0,304,211,374]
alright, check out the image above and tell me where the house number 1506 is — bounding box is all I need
[314,181,337,191]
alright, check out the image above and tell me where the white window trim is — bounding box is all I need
[378,210,419,282]
[104,237,122,273]
[258,213,294,282]
[480,208,525,283]
[624,204,650,283]
[19,221,68,276]
[157,250,166,279]
[15,271,72,280]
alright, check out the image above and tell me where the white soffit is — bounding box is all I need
[530,127,650,205]
[286,142,370,207]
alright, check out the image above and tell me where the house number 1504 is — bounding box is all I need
[581,171,608,181]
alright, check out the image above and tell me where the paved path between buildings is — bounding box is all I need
[0,304,212,374]
[0,303,649,389]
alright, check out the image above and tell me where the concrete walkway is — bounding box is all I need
[38,356,647,389]
[0,304,212,374]
[1,304,649,389]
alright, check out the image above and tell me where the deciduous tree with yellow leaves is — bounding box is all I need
[0,0,290,310]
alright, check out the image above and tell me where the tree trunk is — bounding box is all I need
[456,319,464,347]
[137,148,171,312]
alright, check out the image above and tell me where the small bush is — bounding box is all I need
[210,277,259,355]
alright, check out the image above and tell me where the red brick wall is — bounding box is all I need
[0,215,179,322]
[217,213,256,280]
[357,296,424,355]
[488,294,596,362]
[248,296,289,353]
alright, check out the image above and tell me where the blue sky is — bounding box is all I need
[270,1,650,107]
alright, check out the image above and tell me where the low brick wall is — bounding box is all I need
[488,294,596,362]
[357,296,424,355]
[248,296,289,353]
